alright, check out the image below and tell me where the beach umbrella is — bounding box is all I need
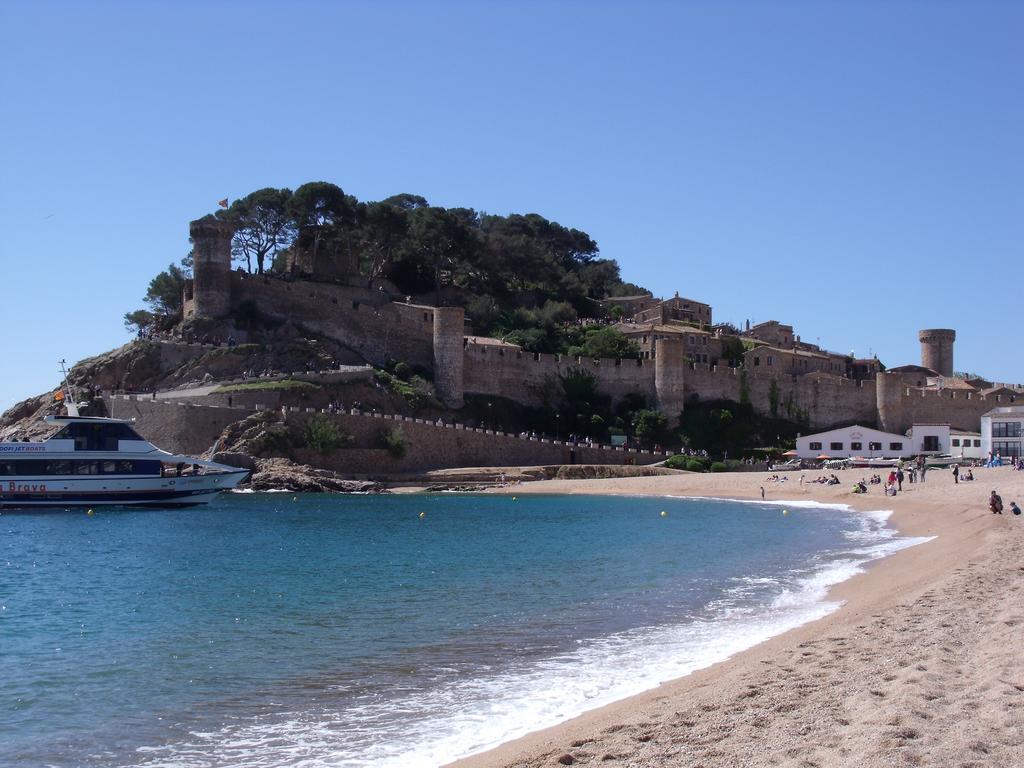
[782,450,799,457]
[816,454,831,460]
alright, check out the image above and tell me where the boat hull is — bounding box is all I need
[0,471,248,508]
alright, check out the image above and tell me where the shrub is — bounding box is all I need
[710,461,728,473]
[381,426,408,458]
[686,459,707,472]
[393,361,412,381]
[664,454,689,470]
[303,415,352,453]
[252,426,292,456]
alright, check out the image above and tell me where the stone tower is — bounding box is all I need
[189,215,235,319]
[654,336,686,424]
[918,328,955,377]
[433,307,465,408]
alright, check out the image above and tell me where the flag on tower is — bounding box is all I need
[218,198,229,208]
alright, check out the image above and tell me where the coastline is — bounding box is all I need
[446,467,1024,768]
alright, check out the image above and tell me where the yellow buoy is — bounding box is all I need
[512,496,517,501]
[87,509,94,516]
[782,509,789,516]
[660,510,667,517]
[293,497,298,502]
[419,511,426,519]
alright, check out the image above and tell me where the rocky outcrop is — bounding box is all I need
[247,458,386,493]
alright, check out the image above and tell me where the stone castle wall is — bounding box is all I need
[186,217,1010,434]
[230,272,437,369]
[462,344,657,407]
[684,366,878,428]
[103,397,667,474]
[876,372,1010,434]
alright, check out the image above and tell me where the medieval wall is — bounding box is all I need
[684,365,878,429]
[462,345,657,407]
[102,397,667,474]
[189,251,1007,435]
[285,409,666,475]
[107,398,243,455]
[876,373,1011,434]
[230,272,437,369]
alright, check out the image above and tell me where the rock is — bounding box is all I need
[246,458,386,494]
[556,755,576,765]
[211,452,257,471]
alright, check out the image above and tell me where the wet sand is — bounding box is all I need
[445,466,1024,768]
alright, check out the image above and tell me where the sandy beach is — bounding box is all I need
[446,466,1024,768]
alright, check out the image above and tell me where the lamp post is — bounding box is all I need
[556,413,561,440]
[487,401,492,430]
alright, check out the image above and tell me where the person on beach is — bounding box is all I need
[1010,501,1021,516]
[989,491,1003,514]
[896,467,904,491]
[952,464,959,484]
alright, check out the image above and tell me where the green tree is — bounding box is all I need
[303,415,352,453]
[567,327,640,360]
[360,200,409,285]
[144,263,188,316]
[631,409,669,445]
[222,188,295,274]
[123,309,155,334]
[287,182,357,275]
[406,206,478,304]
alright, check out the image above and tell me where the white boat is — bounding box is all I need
[0,414,248,508]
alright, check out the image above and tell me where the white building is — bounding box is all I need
[950,429,983,460]
[795,424,912,459]
[981,406,1024,460]
[795,423,972,460]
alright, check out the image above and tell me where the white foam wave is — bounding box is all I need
[133,505,933,768]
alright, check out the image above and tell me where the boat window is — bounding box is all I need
[0,458,162,476]
[50,422,145,451]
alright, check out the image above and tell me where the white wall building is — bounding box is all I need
[795,425,912,459]
[795,423,974,459]
[950,430,983,460]
[981,406,1024,460]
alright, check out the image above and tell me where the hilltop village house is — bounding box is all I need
[182,216,1021,435]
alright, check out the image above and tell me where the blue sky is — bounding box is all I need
[1,0,1021,411]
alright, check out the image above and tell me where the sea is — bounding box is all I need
[0,493,929,767]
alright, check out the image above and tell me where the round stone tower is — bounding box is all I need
[432,307,465,408]
[189,215,235,319]
[654,336,686,425]
[918,328,955,377]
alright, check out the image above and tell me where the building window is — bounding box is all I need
[889,442,903,451]
[973,439,981,447]
[869,442,882,451]
[688,336,694,345]
[992,421,1022,438]
[809,442,822,451]
[850,442,862,451]
[754,356,760,366]
[767,356,773,366]
[702,336,708,345]
[923,436,939,452]
[830,442,843,451]
[952,438,960,447]
[992,441,1021,458]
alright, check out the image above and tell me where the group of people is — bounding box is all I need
[951,465,975,483]
[989,490,1021,516]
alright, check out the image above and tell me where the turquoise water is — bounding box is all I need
[0,493,924,767]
